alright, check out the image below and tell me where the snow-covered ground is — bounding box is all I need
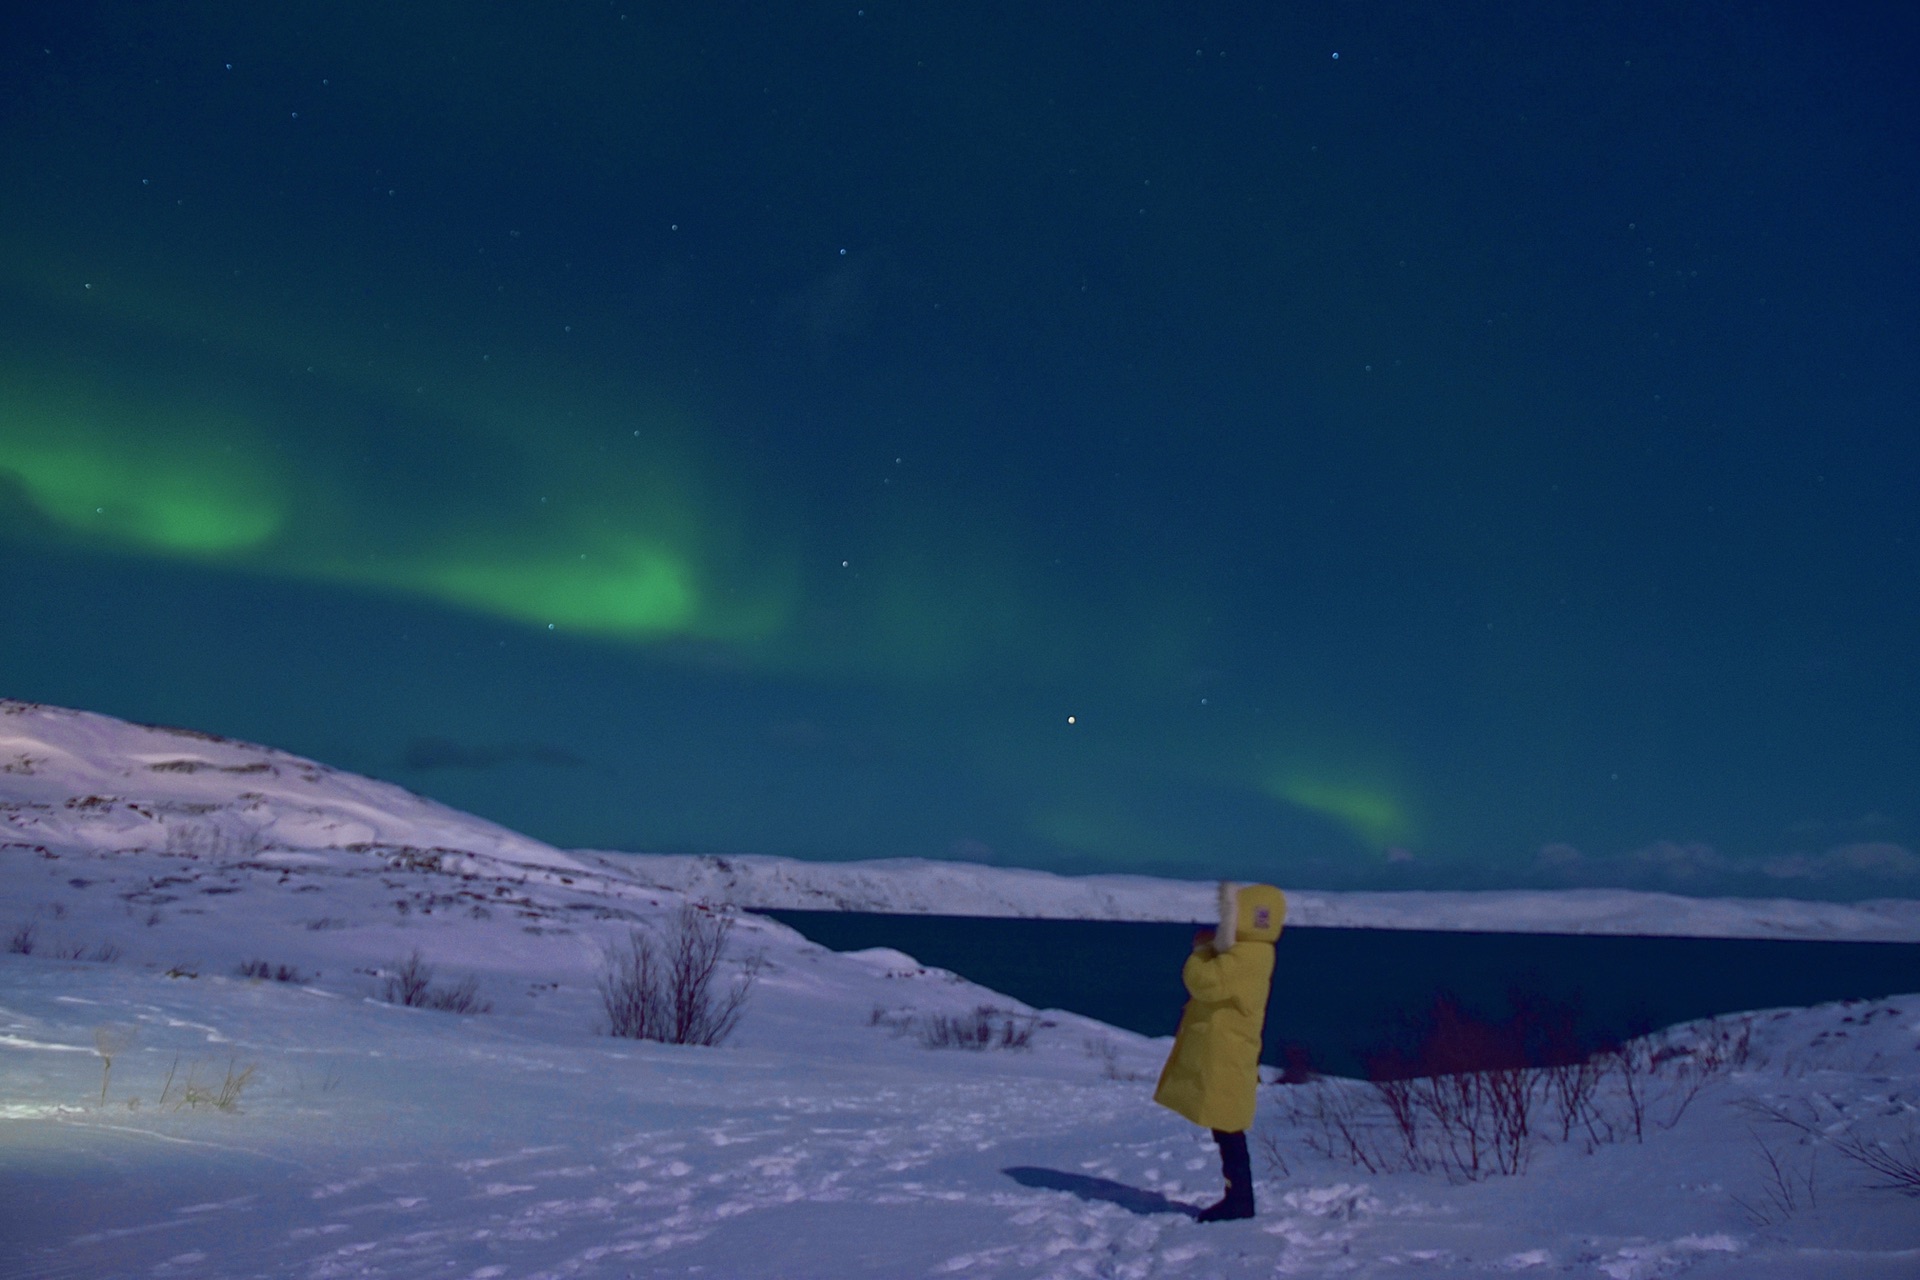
[4,699,1920,1277]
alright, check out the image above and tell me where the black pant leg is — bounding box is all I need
[1211,1129,1253,1206]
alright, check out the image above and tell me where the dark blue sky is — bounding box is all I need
[2,2,1916,896]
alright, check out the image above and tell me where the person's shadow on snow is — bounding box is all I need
[1001,1167,1201,1218]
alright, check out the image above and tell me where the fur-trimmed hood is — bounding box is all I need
[1215,881,1286,949]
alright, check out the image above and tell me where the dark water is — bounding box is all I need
[765,911,1920,1077]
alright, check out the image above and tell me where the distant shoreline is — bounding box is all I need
[585,850,1920,944]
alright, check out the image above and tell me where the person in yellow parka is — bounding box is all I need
[1154,880,1287,1222]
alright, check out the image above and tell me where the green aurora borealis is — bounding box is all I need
[2,3,1916,893]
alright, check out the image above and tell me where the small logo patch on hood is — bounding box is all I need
[1234,884,1286,942]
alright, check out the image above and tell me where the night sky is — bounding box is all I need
[2,3,1916,896]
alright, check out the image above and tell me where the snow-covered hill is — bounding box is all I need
[5,700,1920,1277]
[595,851,1920,942]
[1,698,584,875]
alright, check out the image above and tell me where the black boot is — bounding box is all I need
[1195,1129,1255,1222]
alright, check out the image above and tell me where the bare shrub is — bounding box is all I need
[1598,1014,1753,1142]
[421,974,491,1015]
[1269,997,1754,1184]
[601,931,667,1039]
[382,950,434,1007]
[1830,1126,1920,1195]
[1274,1072,1513,1180]
[916,1005,1036,1051]
[1741,1097,1920,1197]
[598,904,761,1047]
[869,1001,1038,1052]
[1648,1016,1754,1130]
[237,958,306,983]
[93,1023,136,1105]
[1731,1127,1818,1225]
[1359,993,1543,1180]
[1083,1036,1148,1081]
[1374,1062,1536,1179]
[1595,1049,1650,1143]
[916,1010,990,1049]
[662,905,759,1046]
[1274,1076,1402,1174]
[7,920,35,955]
[1253,1125,1292,1177]
[172,1059,257,1112]
[380,949,491,1014]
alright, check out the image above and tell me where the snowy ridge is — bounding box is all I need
[596,850,1920,943]
[585,851,1220,923]
[1,698,588,877]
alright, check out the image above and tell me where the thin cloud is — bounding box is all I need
[1533,839,1920,893]
[1760,842,1920,882]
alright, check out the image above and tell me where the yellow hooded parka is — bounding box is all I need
[1152,882,1287,1133]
